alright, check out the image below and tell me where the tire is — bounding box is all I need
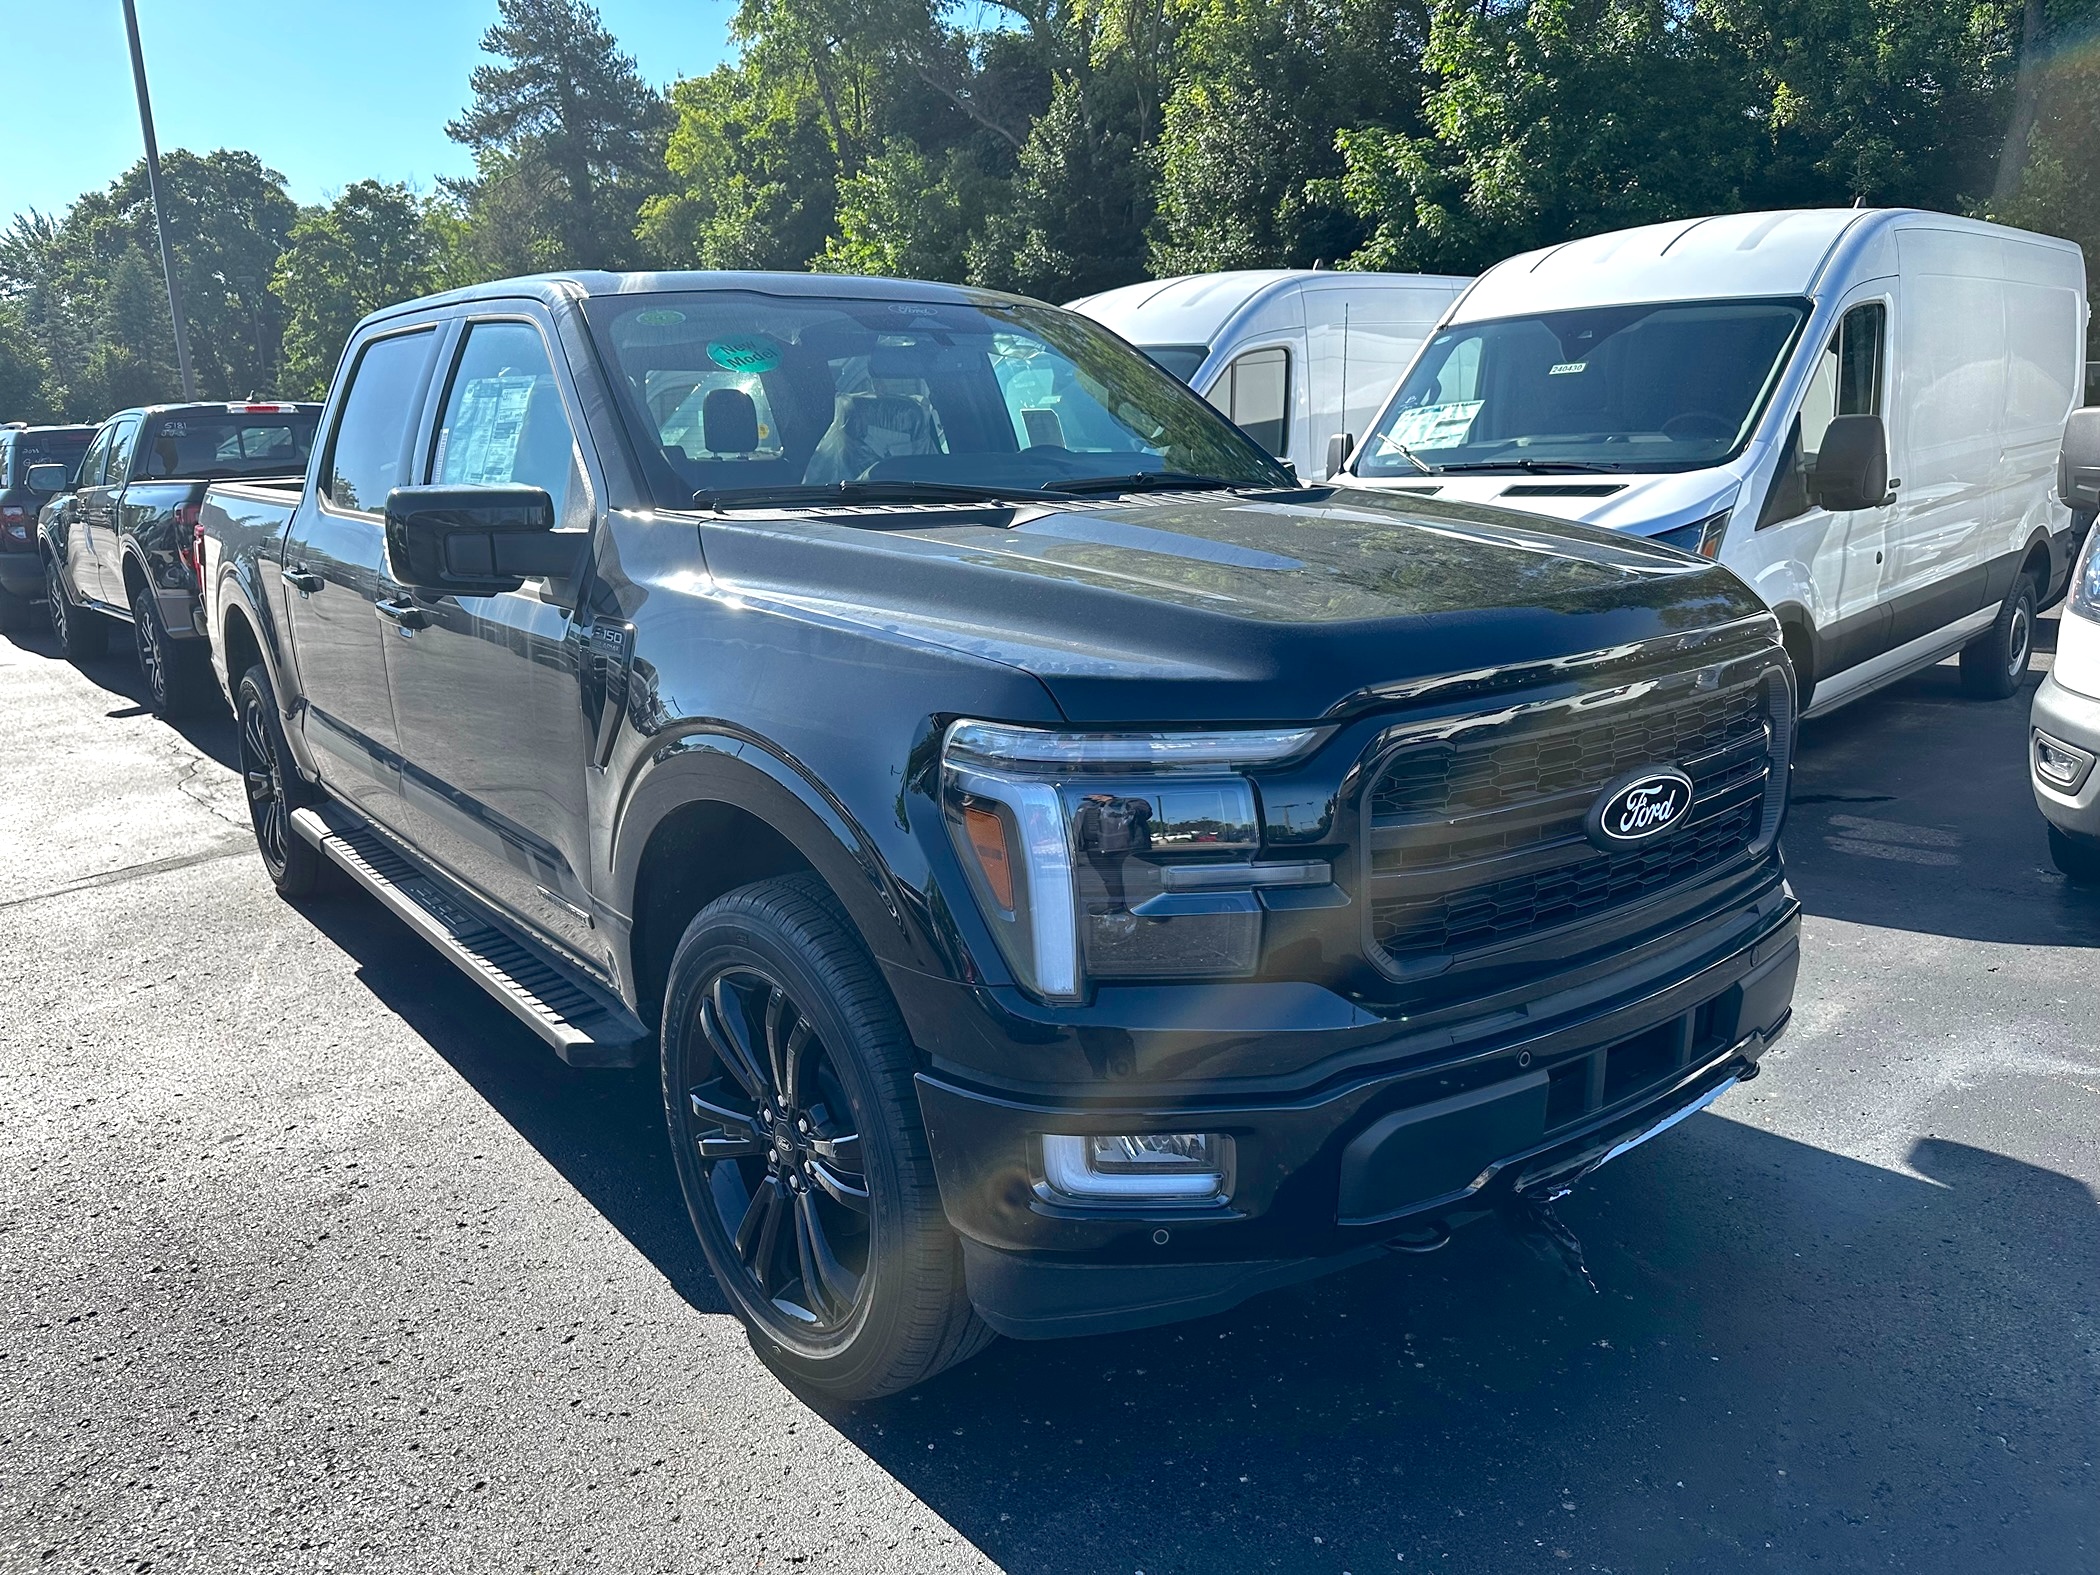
[2049,825,2100,887]
[235,663,322,898]
[660,873,993,1400]
[1959,575,2038,700]
[45,555,107,661]
[132,585,207,718]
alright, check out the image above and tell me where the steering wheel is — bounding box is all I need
[1662,411,1733,443]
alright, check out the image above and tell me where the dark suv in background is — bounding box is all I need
[0,423,96,630]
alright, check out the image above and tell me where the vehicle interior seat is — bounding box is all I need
[804,392,943,485]
[700,386,760,455]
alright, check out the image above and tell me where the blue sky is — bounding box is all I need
[0,0,739,222]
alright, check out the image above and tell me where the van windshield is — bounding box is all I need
[1357,297,1809,477]
[583,291,1290,509]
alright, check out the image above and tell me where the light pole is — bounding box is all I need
[120,0,196,400]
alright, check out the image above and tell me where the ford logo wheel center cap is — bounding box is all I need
[1586,767,1696,849]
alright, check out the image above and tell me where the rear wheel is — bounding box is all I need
[236,663,321,897]
[2049,825,2100,887]
[661,873,992,1400]
[132,586,206,718]
[46,556,107,661]
[1959,576,2038,700]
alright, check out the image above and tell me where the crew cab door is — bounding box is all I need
[53,423,114,603]
[381,313,601,960]
[283,324,440,820]
[80,416,141,606]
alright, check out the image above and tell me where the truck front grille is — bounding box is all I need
[1362,655,1789,972]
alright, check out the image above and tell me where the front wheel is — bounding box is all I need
[46,556,107,661]
[236,664,321,897]
[2049,825,2100,887]
[660,874,992,1400]
[1959,577,2037,700]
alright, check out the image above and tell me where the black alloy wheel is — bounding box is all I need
[687,963,873,1331]
[131,586,200,718]
[46,556,106,661]
[236,664,321,897]
[661,875,991,1399]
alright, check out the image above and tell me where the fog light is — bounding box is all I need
[2034,730,2095,792]
[1041,1132,1232,1203]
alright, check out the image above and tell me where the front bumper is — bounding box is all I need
[0,550,41,600]
[918,902,1799,1340]
[2032,670,2100,839]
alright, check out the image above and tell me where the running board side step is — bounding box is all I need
[290,804,650,1068]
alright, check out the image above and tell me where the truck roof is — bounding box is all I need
[96,401,321,423]
[1066,269,1473,349]
[1453,207,2087,321]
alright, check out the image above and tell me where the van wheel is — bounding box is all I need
[46,556,107,661]
[660,873,993,1400]
[132,586,206,718]
[236,664,321,897]
[2049,826,2100,886]
[1959,577,2037,700]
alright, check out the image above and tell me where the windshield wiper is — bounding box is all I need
[690,479,1045,511]
[1435,458,1628,475]
[1040,471,1245,497]
[1385,441,1436,476]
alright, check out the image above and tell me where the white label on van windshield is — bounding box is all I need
[1383,400,1482,449]
[1549,361,1587,376]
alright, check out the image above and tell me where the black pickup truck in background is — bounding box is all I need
[0,423,96,631]
[201,272,1801,1400]
[40,402,320,714]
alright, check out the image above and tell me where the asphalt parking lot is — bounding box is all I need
[1,614,2095,1575]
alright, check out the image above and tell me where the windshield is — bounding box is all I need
[583,292,1290,509]
[141,411,319,481]
[1357,297,1809,476]
[11,430,93,486]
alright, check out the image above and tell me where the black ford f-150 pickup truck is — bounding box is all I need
[41,401,320,714]
[200,272,1800,1399]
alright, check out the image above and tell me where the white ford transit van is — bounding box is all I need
[1341,209,2091,717]
[1069,269,1470,473]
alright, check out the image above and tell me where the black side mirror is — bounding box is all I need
[2060,407,2100,513]
[25,463,68,494]
[384,485,578,597]
[1324,432,1354,480]
[1806,414,1888,513]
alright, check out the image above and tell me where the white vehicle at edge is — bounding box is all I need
[2032,409,2100,883]
[1068,269,1470,475]
[1340,208,2091,719]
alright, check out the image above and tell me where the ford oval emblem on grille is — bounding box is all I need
[1586,768,1696,849]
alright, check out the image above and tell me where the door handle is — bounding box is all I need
[284,566,323,595]
[375,597,430,632]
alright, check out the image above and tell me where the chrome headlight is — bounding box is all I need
[939,721,1328,1002]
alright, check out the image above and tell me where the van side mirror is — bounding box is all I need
[1806,414,1888,513]
[1324,432,1354,480]
[25,463,68,494]
[384,485,578,597]
[2061,407,2100,513]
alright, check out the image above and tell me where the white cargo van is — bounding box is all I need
[1341,209,2091,716]
[1068,269,1470,473]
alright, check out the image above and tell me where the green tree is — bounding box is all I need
[274,181,459,395]
[74,247,179,411]
[447,0,671,272]
[0,301,52,422]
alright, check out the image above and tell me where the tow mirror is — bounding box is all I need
[1806,414,1888,513]
[384,485,578,597]
[25,463,68,494]
[2061,407,2100,513]
[1324,432,1354,480]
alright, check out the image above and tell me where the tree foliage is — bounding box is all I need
[274,182,461,395]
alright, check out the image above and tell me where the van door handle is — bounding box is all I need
[284,566,322,595]
[375,598,430,631]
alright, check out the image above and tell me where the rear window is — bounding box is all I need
[139,411,320,481]
[9,431,93,487]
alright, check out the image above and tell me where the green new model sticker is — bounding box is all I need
[633,309,686,327]
[707,335,782,374]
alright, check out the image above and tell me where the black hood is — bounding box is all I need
[687,487,1771,724]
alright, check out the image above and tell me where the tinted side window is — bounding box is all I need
[430,320,580,518]
[325,330,436,514]
[76,427,114,490]
[105,419,143,486]
[1761,302,1887,529]
[1208,347,1290,457]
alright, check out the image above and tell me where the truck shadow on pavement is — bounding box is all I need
[3,620,239,771]
[1787,633,2100,951]
[287,876,2100,1574]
